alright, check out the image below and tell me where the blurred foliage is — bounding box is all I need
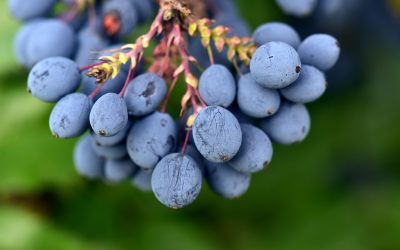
[1,0,400,250]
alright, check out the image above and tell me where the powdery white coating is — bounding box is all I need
[13,20,44,68]
[127,112,177,169]
[132,170,153,192]
[199,65,236,108]
[281,65,327,103]
[93,120,132,146]
[8,0,56,21]
[90,93,128,137]
[91,139,128,160]
[298,34,341,71]
[26,19,76,66]
[102,0,138,37]
[252,22,301,48]
[152,153,202,209]
[104,158,137,183]
[75,27,109,67]
[260,102,311,145]
[192,106,242,163]
[124,73,167,116]
[250,42,301,89]
[28,57,80,102]
[74,135,104,179]
[237,73,281,118]
[81,72,127,101]
[229,124,273,174]
[275,0,317,17]
[49,93,91,139]
[205,161,251,199]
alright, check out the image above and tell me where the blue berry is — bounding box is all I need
[199,65,236,108]
[90,93,129,137]
[124,73,167,117]
[250,42,301,89]
[205,161,250,199]
[213,0,239,15]
[237,73,281,118]
[228,103,254,125]
[75,27,109,67]
[229,124,273,173]
[181,145,205,175]
[91,139,128,160]
[74,135,104,179]
[252,22,301,48]
[13,20,44,68]
[152,153,202,209]
[26,19,76,66]
[8,0,56,21]
[275,0,317,17]
[298,34,341,71]
[49,93,92,139]
[93,120,132,147]
[28,57,80,102]
[128,0,155,23]
[104,158,137,183]
[132,170,153,192]
[281,65,327,103]
[192,106,242,163]
[102,0,138,37]
[260,102,310,145]
[127,112,177,169]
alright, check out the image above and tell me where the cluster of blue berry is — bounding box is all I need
[9,0,340,209]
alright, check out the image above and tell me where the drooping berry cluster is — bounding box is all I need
[10,0,340,209]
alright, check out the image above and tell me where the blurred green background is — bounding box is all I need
[1,1,400,249]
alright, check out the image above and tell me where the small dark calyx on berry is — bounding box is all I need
[53,133,60,139]
[99,130,106,136]
[103,12,121,37]
[220,155,229,162]
[296,66,301,73]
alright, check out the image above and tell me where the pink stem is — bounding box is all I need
[181,128,192,155]
[79,62,103,72]
[119,67,136,97]
[194,88,206,107]
[89,83,104,100]
[161,76,179,113]
[207,46,215,65]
